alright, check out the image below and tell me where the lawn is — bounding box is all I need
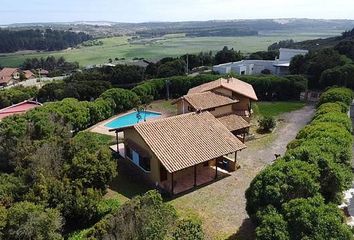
[0,29,341,67]
[254,101,306,118]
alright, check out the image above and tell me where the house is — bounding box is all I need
[183,77,258,121]
[23,70,35,79]
[0,100,42,120]
[212,48,309,76]
[110,111,246,195]
[0,68,21,86]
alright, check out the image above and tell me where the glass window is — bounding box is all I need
[139,156,151,172]
[126,145,132,159]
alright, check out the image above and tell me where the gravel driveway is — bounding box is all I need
[171,105,315,240]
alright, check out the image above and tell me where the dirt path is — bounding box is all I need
[171,105,315,240]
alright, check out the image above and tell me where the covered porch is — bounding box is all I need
[160,157,234,195]
[217,113,251,143]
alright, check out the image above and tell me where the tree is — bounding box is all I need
[87,190,178,240]
[4,201,63,240]
[214,46,243,64]
[171,219,204,240]
[289,54,307,74]
[65,147,117,190]
[283,197,352,240]
[255,206,289,240]
[245,160,320,217]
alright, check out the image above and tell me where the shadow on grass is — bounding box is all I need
[226,218,256,240]
[108,156,154,200]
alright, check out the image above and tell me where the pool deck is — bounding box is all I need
[88,109,169,137]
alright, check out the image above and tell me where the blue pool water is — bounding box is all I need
[105,111,161,129]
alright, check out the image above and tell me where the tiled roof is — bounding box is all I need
[133,111,246,173]
[217,114,250,132]
[23,70,34,79]
[0,100,42,120]
[173,91,238,111]
[188,77,258,101]
[0,68,19,84]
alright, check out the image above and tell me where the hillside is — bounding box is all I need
[268,28,354,51]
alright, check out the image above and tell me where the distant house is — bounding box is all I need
[38,69,49,77]
[0,68,21,86]
[23,70,35,79]
[179,77,258,121]
[213,48,309,76]
[110,111,246,195]
[0,100,42,120]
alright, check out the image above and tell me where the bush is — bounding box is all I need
[0,86,38,109]
[4,201,63,240]
[283,196,352,240]
[258,116,276,132]
[255,206,289,240]
[100,88,140,113]
[172,219,204,240]
[312,112,352,132]
[318,87,354,106]
[245,160,320,217]
[314,102,348,118]
[87,190,178,240]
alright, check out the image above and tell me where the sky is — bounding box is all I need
[1,0,354,25]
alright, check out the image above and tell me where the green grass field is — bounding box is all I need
[254,101,306,118]
[0,30,342,67]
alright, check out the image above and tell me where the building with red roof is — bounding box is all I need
[0,100,42,120]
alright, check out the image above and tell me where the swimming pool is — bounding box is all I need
[105,111,161,129]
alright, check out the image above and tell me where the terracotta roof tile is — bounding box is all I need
[0,68,19,84]
[133,111,246,173]
[217,114,250,132]
[173,91,239,111]
[188,77,258,101]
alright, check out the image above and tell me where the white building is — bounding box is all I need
[213,48,309,76]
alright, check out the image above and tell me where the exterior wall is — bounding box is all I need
[176,100,193,115]
[209,105,233,117]
[232,94,250,111]
[213,87,233,97]
[123,128,162,184]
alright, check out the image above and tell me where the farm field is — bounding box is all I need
[0,30,342,67]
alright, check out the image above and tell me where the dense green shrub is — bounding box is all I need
[100,88,140,113]
[245,160,320,217]
[131,74,307,102]
[318,87,354,106]
[312,112,352,132]
[4,201,63,240]
[284,145,352,203]
[0,173,25,207]
[87,190,178,240]
[320,64,354,89]
[255,206,289,240]
[258,116,276,132]
[172,219,204,240]
[314,102,348,118]
[246,87,354,240]
[283,196,352,240]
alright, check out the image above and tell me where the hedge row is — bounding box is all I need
[0,86,38,109]
[245,87,354,240]
[131,74,307,102]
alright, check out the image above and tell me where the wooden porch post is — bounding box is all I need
[171,172,174,195]
[215,159,218,179]
[234,151,237,161]
[115,131,119,154]
[242,132,246,143]
[194,165,197,187]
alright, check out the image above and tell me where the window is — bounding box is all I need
[139,156,151,172]
[126,145,132,159]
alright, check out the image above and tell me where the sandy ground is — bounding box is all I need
[171,105,315,240]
